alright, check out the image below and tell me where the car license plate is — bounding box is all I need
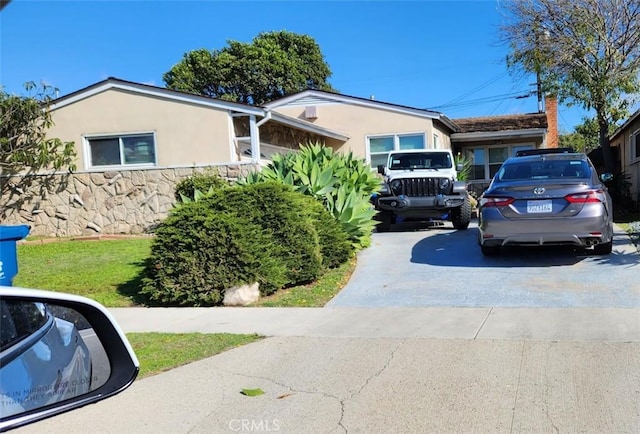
[527,200,552,213]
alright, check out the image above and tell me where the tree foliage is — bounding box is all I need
[163,30,335,105]
[0,82,76,195]
[559,116,617,153]
[500,0,640,171]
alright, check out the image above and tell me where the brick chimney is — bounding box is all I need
[545,95,558,148]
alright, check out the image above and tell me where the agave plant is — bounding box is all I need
[238,142,380,248]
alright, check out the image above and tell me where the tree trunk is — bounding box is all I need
[597,113,614,173]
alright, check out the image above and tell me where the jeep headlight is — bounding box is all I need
[439,178,451,193]
[390,179,403,196]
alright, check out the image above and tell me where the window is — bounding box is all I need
[633,130,640,161]
[433,134,440,149]
[86,133,156,168]
[368,133,426,168]
[467,144,535,180]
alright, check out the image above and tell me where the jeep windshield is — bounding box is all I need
[388,152,452,170]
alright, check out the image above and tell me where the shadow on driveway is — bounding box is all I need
[410,225,639,269]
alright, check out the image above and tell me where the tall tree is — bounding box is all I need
[0,82,76,197]
[500,0,640,172]
[163,30,335,105]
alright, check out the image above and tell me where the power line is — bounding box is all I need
[427,90,533,111]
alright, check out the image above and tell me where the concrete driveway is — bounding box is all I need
[328,221,640,308]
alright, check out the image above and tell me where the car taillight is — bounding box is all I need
[480,196,515,207]
[565,190,605,204]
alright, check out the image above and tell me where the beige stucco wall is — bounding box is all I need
[48,88,236,169]
[272,103,448,159]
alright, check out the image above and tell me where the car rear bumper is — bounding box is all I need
[478,210,612,247]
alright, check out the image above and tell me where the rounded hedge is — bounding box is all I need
[141,182,346,306]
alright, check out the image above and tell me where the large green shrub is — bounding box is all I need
[238,142,379,248]
[296,195,354,268]
[142,182,326,306]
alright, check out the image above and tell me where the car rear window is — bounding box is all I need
[498,160,590,181]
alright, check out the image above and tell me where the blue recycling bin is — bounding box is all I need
[0,225,31,286]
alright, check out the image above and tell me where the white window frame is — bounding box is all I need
[631,129,640,164]
[83,132,157,170]
[366,132,428,168]
[467,143,535,180]
[433,133,440,149]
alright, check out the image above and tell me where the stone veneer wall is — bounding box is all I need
[1,164,259,237]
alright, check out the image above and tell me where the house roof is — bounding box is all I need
[50,77,265,115]
[49,77,349,141]
[452,113,548,133]
[450,113,548,143]
[264,89,459,132]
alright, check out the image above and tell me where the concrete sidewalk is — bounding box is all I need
[109,306,640,342]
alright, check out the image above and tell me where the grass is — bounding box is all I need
[252,257,356,307]
[127,332,262,378]
[15,238,152,307]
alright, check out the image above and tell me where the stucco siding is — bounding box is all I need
[611,117,640,206]
[272,103,440,158]
[48,89,235,169]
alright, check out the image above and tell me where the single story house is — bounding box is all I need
[1,78,558,236]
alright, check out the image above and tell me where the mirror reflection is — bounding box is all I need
[0,301,110,418]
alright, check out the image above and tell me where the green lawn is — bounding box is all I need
[15,238,152,307]
[127,332,262,378]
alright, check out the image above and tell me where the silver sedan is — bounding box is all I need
[477,150,614,256]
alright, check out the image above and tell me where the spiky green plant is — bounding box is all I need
[238,142,380,248]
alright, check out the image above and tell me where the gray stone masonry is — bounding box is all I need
[0,164,259,237]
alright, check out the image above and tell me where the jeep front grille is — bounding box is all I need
[399,178,441,197]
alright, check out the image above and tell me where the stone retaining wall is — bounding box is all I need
[1,164,259,237]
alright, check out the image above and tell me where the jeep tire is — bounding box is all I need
[376,210,395,232]
[450,194,471,230]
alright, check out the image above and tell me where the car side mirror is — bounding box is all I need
[456,162,464,172]
[600,173,614,183]
[0,286,139,432]
[377,165,386,175]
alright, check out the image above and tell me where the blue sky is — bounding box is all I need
[0,0,596,132]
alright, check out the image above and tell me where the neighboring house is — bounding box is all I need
[1,78,558,236]
[606,109,640,207]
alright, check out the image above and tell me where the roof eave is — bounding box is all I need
[50,78,265,116]
[270,112,350,141]
[451,128,547,142]
[266,89,441,120]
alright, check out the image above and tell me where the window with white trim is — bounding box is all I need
[86,133,156,168]
[467,144,534,180]
[433,133,440,149]
[368,133,426,168]
[632,130,640,161]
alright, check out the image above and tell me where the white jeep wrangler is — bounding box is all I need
[372,149,471,231]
